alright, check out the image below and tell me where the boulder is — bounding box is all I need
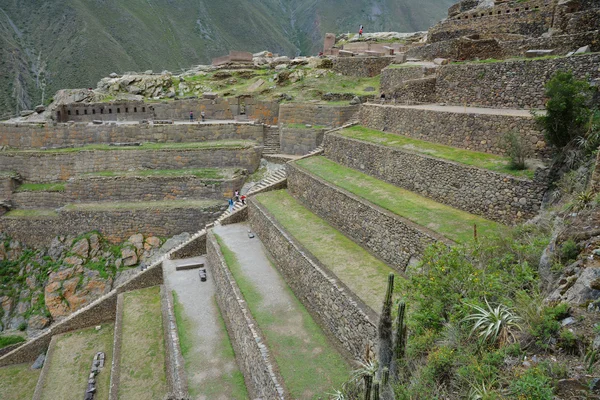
[433,58,449,65]
[28,314,50,330]
[109,73,118,78]
[34,105,46,113]
[71,238,89,259]
[562,267,600,305]
[575,45,591,54]
[144,236,161,251]
[31,354,45,370]
[89,234,101,258]
[64,256,84,266]
[20,110,34,117]
[121,248,138,267]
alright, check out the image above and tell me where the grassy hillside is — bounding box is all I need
[0,0,453,118]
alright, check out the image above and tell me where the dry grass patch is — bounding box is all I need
[118,286,167,400]
[0,363,40,400]
[40,324,114,400]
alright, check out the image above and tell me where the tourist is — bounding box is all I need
[228,198,234,213]
[380,92,386,104]
[234,190,240,202]
[189,111,194,122]
[201,111,205,122]
[358,25,363,38]
[240,194,247,205]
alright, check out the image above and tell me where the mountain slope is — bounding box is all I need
[0,0,453,118]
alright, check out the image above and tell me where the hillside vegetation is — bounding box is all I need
[0,0,453,118]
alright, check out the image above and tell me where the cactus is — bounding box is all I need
[373,381,380,400]
[364,374,373,400]
[378,273,394,379]
[382,367,389,386]
[390,301,407,380]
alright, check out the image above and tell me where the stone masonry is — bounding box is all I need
[0,122,265,149]
[0,146,261,182]
[324,133,548,224]
[249,197,378,361]
[0,203,226,247]
[278,104,358,128]
[279,127,325,155]
[359,104,547,158]
[332,57,395,77]
[287,163,451,270]
[206,232,285,400]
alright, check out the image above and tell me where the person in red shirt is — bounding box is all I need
[359,25,364,38]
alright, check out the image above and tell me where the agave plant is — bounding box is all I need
[464,299,522,345]
[350,359,378,383]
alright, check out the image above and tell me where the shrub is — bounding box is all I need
[537,71,593,148]
[0,335,25,349]
[559,239,579,263]
[509,367,553,400]
[464,299,522,345]
[501,131,529,170]
[530,303,570,348]
[17,322,27,331]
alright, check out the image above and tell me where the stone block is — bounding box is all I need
[229,51,253,62]
[395,52,407,63]
[382,46,395,55]
[365,50,385,57]
[338,50,354,57]
[575,45,591,54]
[433,57,449,65]
[324,33,336,50]
[203,92,218,99]
[525,49,555,58]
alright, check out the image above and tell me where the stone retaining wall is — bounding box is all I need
[390,77,437,103]
[380,66,427,94]
[278,104,358,128]
[359,104,547,158]
[436,53,600,109]
[280,127,325,155]
[249,198,377,361]
[0,203,226,247]
[324,133,548,224]
[11,191,66,209]
[0,122,265,149]
[332,57,395,77]
[287,163,450,270]
[31,335,58,400]
[206,232,285,399]
[0,147,261,182]
[169,231,207,259]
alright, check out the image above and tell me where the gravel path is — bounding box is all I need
[163,257,247,400]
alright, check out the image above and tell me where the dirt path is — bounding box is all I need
[163,257,247,400]
[213,223,351,399]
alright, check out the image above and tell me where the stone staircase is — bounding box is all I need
[263,129,281,155]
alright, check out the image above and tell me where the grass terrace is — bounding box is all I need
[215,234,352,398]
[63,199,222,212]
[295,156,503,243]
[40,324,114,400]
[118,286,167,400]
[16,182,66,192]
[339,126,537,178]
[6,140,255,153]
[0,363,40,400]
[3,209,59,219]
[254,190,397,311]
[86,168,235,179]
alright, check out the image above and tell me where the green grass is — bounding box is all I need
[87,168,230,179]
[215,233,352,399]
[16,182,66,192]
[340,126,536,178]
[3,209,59,219]
[119,286,167,400]
[172,291,247,399]
[286,123,326,129]
[295,156,503,243]
[253,190,397,311]
[40,324,114,400]
[0,335,26,349]
[387,63,423,69]
[0,363,40,400]
[63,199,222,211]
[6,140,255,154]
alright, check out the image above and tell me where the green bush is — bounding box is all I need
[530,303,570,348]
[537,71,593,148]
[559,239,579,263]
[509,367,553,400]
[501,131,529,170]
